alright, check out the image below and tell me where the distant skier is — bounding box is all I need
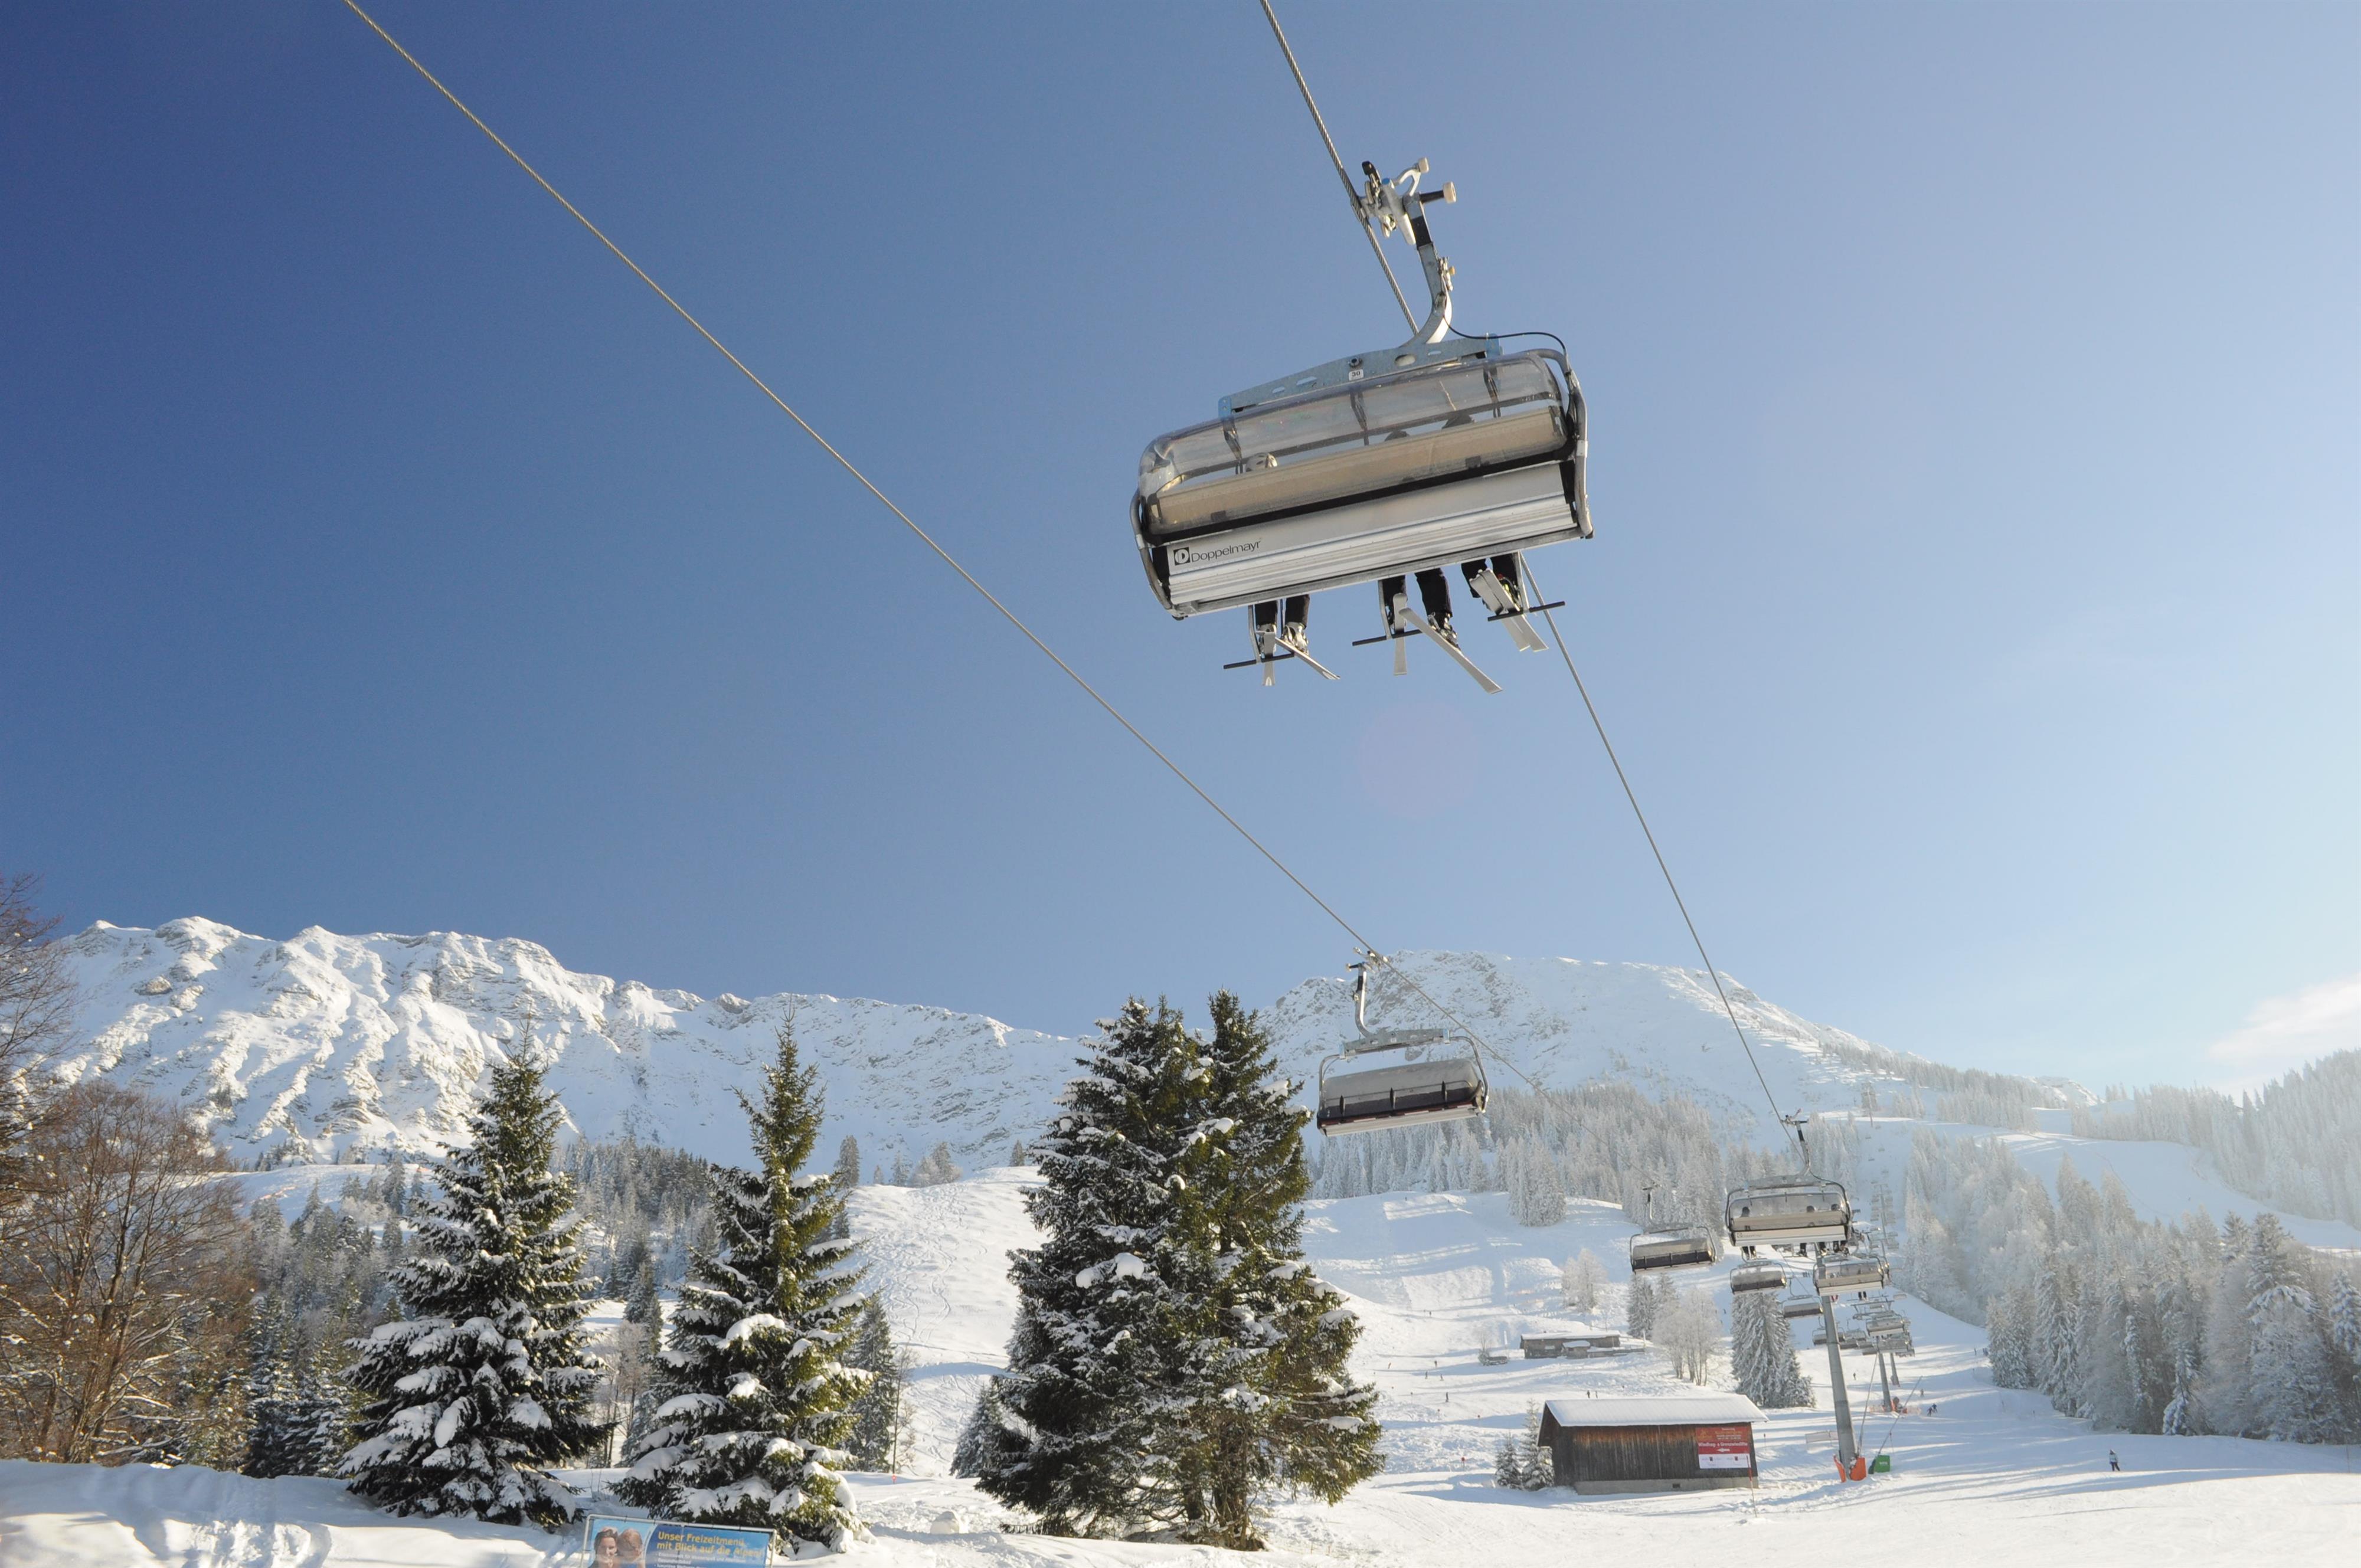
[2108,1450,2121,1472]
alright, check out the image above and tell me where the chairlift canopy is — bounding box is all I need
[1314,1033,1487,1137]
[1133,349,1587,618]
[1628,1226,1718,1273]
[1813,1252,1891,1298]
[1724,1177,1854,1253]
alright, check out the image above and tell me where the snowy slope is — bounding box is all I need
[10,1171,2356,1567]
[53,919,1089,1172]
[54,920,1963,1170]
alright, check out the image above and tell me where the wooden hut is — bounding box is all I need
[1537,1393,1764,1494]
[1519,1333,1622,1359]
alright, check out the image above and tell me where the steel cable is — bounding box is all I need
[1256,0,1420,336]
[1522,561,1796,1146]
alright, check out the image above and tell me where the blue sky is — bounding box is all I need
[4,2,2354,1091]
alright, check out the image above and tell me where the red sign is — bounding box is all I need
[1696,1424,1753,1471]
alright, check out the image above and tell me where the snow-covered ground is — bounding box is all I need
[9,1170,2355,1566]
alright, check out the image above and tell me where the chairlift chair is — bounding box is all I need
[1131,160,1590,688]
[1628,1226,1718,1274]
[1723,1176,1855,1256]
[1813,1252,1891,1298]
[1778,1294,1826,1321]
[1728,1261,1788,1295]
[1314,1034,1487,1135]
[1313,961,1489,1137]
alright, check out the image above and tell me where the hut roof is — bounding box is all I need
[1542,1393,1764,1429]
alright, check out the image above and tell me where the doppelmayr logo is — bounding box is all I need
[1172,539,1260,568]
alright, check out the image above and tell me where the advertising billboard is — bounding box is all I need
[582,1514,774,1566]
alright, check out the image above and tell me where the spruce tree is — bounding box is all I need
[618,1027,864,1549]
[1492,1432,1525,1489]
[977,999,1209,1536]
[842,1297,907,1471]
[1730,1288,1811,1408]
[2199,1215,2257,1435]
[951,1378,1015,1479]
[341,1055,605,1527]
[1169,993,1379,1548]
[1627,1273,1660,1339]
[829,1138,861,1241]
[243,1299,308,1478]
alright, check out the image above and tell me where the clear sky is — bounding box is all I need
[4,2,2355,1092]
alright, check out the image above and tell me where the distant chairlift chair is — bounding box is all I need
[1314,961,1489,1137]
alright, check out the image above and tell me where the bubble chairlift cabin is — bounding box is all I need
[1627,1184,1719,1274]
[1727,1261,1788,1295]
[1813,1251,1891,1298]
[1130,160,1591,689]
[1314,961,1489,1137]
[1724,1117,1853,1258]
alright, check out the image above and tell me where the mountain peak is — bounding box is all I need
[51,919,2032,1170]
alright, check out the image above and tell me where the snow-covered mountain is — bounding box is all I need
[54,917,2006,1171]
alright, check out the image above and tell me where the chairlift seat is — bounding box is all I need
[1724,1177,1855,1253]
[1728,1261,1788,1294]
[1778,1295,1825,1321]
[1314,1042,1486,1137]
[1813,1252,1891,1298]
[1133,350,1587,617]
[1628,1226,1717,1273]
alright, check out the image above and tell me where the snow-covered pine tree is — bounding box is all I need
[2160,1348,2196,1436]
[828,1137,861,1240]
[977,999,1210,1537]
[842,1297,906,1471]
[2033,1258,2084,1415]
[1986,1288,2033,1389]
[1730,1288,1811,1408]
[243,1299,308,1478]
[340,1053,604,1527]
[1627,1272,1660,1340]
[2198,1215,2257,1435]
[911,1141,963,1188]
[1512,1137,1567,1226]
[1493,1405,1549,1489]
[1167,993,1380,1549]
[617,1027,865,1549]
[950,1378,1015,1479]
[2326,1269,2361,1439]
[2244,1215,2340,1443]
[1518,1404,1551,1488]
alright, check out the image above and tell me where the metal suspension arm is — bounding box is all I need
[1362,160,1457,344]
